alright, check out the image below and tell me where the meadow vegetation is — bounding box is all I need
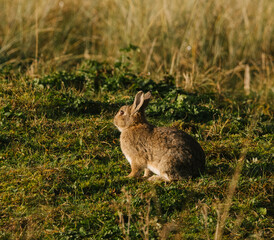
[0,0,273,239]
[0,0,273,93]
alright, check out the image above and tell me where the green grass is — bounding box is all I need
[0,0,273,238]
[0,61,273,239]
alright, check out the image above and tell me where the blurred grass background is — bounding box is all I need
[0,0,273,93]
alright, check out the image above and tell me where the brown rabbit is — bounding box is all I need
[114,91,205,181]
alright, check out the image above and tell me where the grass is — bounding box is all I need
[0,0,273,238]
[0,60,273,239]
[0,0,273,93]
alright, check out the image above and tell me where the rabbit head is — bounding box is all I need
[114,91,151,132]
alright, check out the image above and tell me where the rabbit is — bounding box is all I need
[114,91,205,181]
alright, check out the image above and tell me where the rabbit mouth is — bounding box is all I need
[114,120,124,132]
[116,126,123,132]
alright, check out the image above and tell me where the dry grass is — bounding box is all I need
[0,0,273,92]
[214,149,247,240]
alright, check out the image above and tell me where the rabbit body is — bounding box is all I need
[114,91,205,181]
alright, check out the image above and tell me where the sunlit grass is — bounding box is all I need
[0,0,273,238]
[0,62,273,239]
[0,0,273,93]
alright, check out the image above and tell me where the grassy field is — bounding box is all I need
[0,0,273,92]
[0,0,274,239]
[0,60,273,239]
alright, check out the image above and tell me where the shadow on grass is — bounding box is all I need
[40,98,120,119]
[206,163,234,177]
[0,134,10,150]
[206,159,273,179]
[242,161,273,178]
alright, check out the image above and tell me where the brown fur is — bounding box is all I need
[114,91,205,181]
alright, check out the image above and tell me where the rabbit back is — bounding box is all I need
[150,127,205,179]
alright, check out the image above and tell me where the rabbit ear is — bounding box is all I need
[131,91,144,114]
[131,91,151,114]
[142,91,152,109]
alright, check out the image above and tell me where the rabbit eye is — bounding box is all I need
[120,110,124,115]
